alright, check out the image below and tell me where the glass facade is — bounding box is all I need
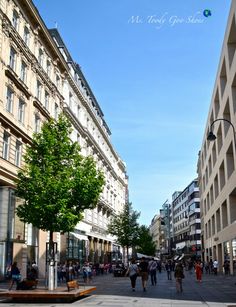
[66,233,86,263]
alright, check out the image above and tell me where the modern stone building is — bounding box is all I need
[0,0,127,279]
[198,0,236,274]
[172,179,201,259]
[149,214,162,257]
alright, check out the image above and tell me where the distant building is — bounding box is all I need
[172,179,201,259]
[149,200,171,259]
[149,214,161,257]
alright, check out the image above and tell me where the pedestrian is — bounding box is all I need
[213,259,218,275]
[165,261,172,280]
[82,262,92,283]
[205,261,210,274]
[31,261,38,278]
[126,258,139,292]
[139,257,149,292]
[195,260,202,282]
[148,258,157,285]
[223,260,230,275]
[174,262,184,293]
[209,259,213,274]
[8,262,21,290]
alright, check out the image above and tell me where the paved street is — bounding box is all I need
[0,270,236,306]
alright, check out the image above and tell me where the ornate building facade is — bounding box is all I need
[0,0,127,279]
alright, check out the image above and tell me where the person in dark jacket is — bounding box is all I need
[139,257,149,292]
[174,262,184,293]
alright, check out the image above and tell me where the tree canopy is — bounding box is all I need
[107,202,140,255]
[136,225,156,256]
[16,114,105,233]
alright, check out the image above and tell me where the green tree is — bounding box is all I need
[15,114,105,287]
[136,225,156,256]
[107,202,140,261]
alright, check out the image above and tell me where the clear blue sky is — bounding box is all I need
[33,0,231,225]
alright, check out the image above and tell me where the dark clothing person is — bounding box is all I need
[139,257,149,292]
[165,262,172,280]
[174,263,184,293]
[9,262,21,290]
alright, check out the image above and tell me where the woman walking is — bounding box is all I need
[8,262,21,290]
[195,260,202,282]
[126,258,139,292]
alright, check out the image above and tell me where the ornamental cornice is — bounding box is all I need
[63,107,126,185]
[5,68,31,99]
[33,99,51,120]
[0,112,32,144]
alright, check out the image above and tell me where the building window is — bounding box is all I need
[54,102,59,120]
[12,10,19,30]
[15,140,22,166]
[23,26,30,46]
[18,99,25,123]
[34,114,40,133]
[69,92,73,109]
[36,80,42,101]
[45,91,49,110]
[77,105,80,119]
[9,47,16,70]
[6,87,13,113]
[38,48,43,66]
[46,60,51,76]
[20,61,27,83]
[56,75,60,88]
[2,131,10,160]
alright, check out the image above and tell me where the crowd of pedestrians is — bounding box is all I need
[124,257,225,293]
[6,256,228,293]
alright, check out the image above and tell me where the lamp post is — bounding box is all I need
[207,118,236,149]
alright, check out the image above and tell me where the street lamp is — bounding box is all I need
[207,118,236,148]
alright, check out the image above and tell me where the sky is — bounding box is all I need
[33,0,231,225]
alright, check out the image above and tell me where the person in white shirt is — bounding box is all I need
[213,259,218,275]
[148,258,157,285]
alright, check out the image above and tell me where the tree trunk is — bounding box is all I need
[48,231,55,290]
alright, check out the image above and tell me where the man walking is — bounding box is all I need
[148,258,157,285]
[139,257,149,292]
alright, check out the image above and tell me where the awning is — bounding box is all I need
[136,253,160,260]
[176,242,186,250]
[71,232,88,241]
